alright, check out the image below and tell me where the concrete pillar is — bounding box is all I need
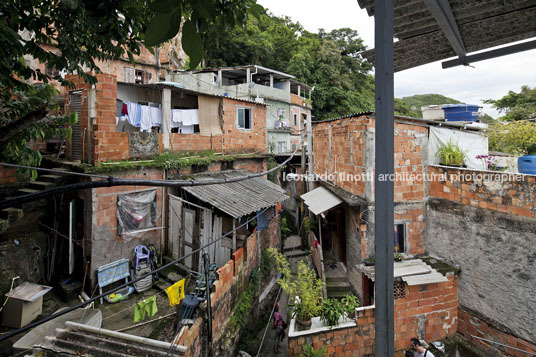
[217,70,222,87]
[297,85,301,97]
[162,88,171,152]
[246,68,251,83]
[269,74,274,88]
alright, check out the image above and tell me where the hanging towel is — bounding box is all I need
[133,295,158,323]
[179,125,194,134]
[181,110,198,126]
[165,279,185,307]
[134,104,142,127]
[171,109,183,124]
[150,107,161,127]
[140,105,152,132]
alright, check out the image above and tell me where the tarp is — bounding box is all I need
[198,95,222,136]
[117,190,157,234]
[428,126,488,170]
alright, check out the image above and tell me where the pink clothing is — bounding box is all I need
[273,311,283,327]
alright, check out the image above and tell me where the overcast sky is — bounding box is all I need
[257,0,536,118]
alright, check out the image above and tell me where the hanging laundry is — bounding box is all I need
[179,125,194,134]
[134,104,142,127]
[133,295,158,323]
[140,105,152,132]
[181,109,199,126]
[165,278,185,307]
[150,106,161,127]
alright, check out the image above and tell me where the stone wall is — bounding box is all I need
[427,165,536,346]
[288,275,458,356]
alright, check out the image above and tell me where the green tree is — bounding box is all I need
[399,94,461,118]
[1,0,260,171]
[203,14,375,121]
[487,121,536,155]
[484,85,536,122]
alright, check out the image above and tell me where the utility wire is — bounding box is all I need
[0,146,298,210]
[0,205,271,343]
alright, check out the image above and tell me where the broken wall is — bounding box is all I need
[427,165,536,347]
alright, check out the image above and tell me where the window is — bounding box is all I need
[293,114,298,126]
[394,224,406,253]
[238,108,252,129]
[277,141,287,153]
[124,67,152,84]
[117,190,157,234]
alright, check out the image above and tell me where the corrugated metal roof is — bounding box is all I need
[301,186,343,215]
[182,170,289,218]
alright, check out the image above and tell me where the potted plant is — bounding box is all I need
[364,253,375,266]
[394,252,403,262]
[436,141,467,167]
[268,248,323,331]
[341,294,360,319]
[320,298,346,327]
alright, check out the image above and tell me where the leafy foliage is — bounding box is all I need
[0,85,77,178]
[300,344,328,357]
[267,248,324,321]
[484,85,536,122]
[487,121,536,155]
[341,294,360,317]
[399,94,461,118]
[202,14,375,120]
[436,141,467,166]
[228,269,260,333]
[0,0,260,169]
[320,298,345,327]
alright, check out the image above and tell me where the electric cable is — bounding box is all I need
[0,204,272,343]
[0,146,298,210]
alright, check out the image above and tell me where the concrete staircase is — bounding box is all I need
[0,170,67,234]
[283,235,308,258]
[324,263,352,299]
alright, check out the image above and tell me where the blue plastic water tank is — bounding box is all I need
[518,155,536,175]
[442,104,480,122]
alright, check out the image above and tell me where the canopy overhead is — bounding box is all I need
[301,186,343,215]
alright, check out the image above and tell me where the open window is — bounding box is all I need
[237,108,252,129]
[394,223,406,253]
[117,190,157,234]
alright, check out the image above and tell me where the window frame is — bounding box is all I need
[237,107,252,130]
[116,189,158,235]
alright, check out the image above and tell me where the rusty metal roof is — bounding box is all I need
[358,0,536,71]
[182,170,289,218]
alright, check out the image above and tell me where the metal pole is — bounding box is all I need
[374,0,395,356]
[204,252,213,356]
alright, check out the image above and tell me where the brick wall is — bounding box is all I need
[429,166,534,217]
[221,98,267,153]
[458,307,536,357]
[426,165,536,346]
[89,168,164,282]
[288,275,458,356]
[288,307,376,356]
[0,165,17,184]
[178,215,280,356]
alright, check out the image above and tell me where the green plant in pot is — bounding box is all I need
[341,294,360,319]
[320,298,346,327]
[436,141,467,167]
[268,248,324,331]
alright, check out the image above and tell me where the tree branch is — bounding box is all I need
[0,107,48,145]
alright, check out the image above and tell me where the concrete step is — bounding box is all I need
[325,275,349,283]
[17,188,41,196]
[326,281,351,290]
[326,290,352,299]
[29,180,55,190]
[283,249,308,258]
[283,243,302,252]
[39,174,64,183]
